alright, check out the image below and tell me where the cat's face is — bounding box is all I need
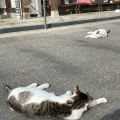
[71,85,93,109]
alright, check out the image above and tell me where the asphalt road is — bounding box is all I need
[0,19,120,120]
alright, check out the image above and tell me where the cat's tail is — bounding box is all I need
[4,85,12,94]
[107,30,110,33]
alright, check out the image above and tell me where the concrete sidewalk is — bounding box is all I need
[0,11,120,34]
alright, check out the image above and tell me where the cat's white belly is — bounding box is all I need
[25,90,71,105]
[86,29,108,38]
[8,87,71,105]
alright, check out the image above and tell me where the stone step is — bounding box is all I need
[0,15,8,19]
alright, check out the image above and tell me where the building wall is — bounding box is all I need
[29,0,36,14]
[0,0,6,8]
[29,0,42,17]
[0,0,7,18]
[7,0,16,18]
[35,0,42,17]
[11,0,15,8]
[0,0,42,19]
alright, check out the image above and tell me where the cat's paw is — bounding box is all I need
[36,83,50,89]
[66,91,72,95]
[28,83,38,88]
[43,83,50,88]
[85,36,88,38]
[101,98,107,103]
[87,32,92,34]
[32,83,38,87]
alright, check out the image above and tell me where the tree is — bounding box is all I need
[50,0,59,17]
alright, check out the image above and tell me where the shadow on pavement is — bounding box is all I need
[101,109,120,120]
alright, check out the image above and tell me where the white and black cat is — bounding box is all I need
[4,83,107,119]
[85,29,110,38]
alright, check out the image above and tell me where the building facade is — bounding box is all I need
[0,0,43,19]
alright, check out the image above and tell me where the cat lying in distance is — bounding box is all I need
[85,29,110,38]
[4,83,107,120]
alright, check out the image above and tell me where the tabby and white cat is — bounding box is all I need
[4,83,107,119]
[85,29,110,38]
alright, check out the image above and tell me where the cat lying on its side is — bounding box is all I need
[4,83,107,119]
[85,29,110,38]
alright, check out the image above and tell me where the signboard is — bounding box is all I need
[15,0,22,18]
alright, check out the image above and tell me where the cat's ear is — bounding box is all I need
[86,91,89,95]
[73,85,80,94]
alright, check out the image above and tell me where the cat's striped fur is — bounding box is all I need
[4,83,107,119]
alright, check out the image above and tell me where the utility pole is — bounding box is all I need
[43,0,47,29]
[50,0,59,17]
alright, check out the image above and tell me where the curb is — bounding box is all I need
[0,16,120,34]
